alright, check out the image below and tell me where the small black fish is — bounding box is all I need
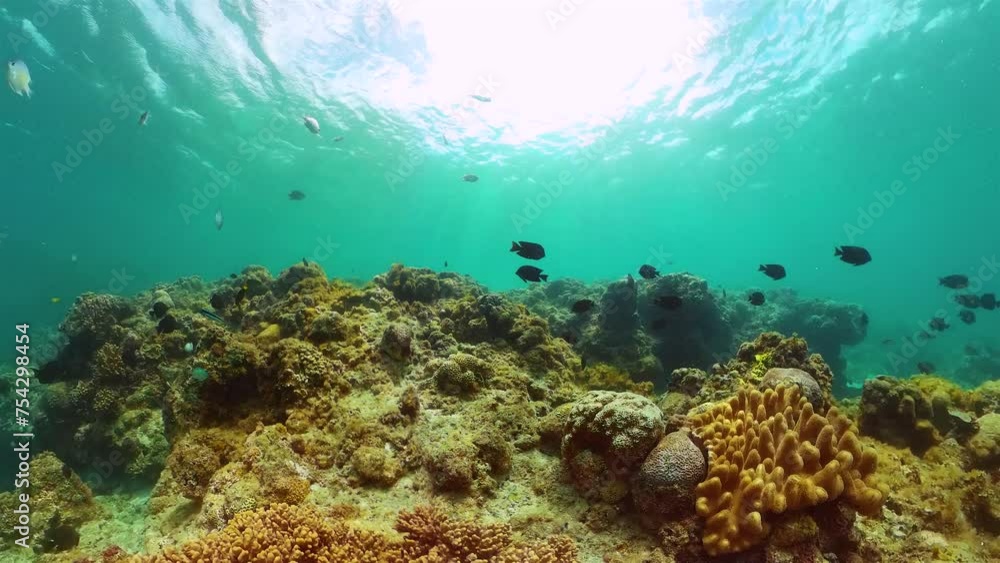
[929,316,949,332]
[748,291,765,306]
[638,264,660,279]
[157,314,179,334]
[302,257,308,266]
[859,312,869,326]
[444,261,448,268]
[150,301,169,319]
[881,338,894,345]
[722,289,727,299]
[45,523,80,552]
[654,295,683,310]
[516,265,547,283]
[210,292,227,310]
[759,264,786,280]
[463,174,479,182]
[651,318,667,330]
[834,245,871,266]
[981,293,996,310]
[289,190,306,200]
[917,362,935,374]
[955,294,980,308]
[229,273,238,279]
[939,274,969,289]
[138,111,149,126]
[511,241,546,260]
[917,330,935,341]
[235,284,248,303]
[571,299,595,314]
[61,463,72,478]
[959,309,976,324]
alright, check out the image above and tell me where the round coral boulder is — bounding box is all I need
[631,430,706,524]
[761,367,824,409]
[561,391,665,501]
[380,323,413,362]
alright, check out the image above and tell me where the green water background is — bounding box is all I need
[1,0,998,383]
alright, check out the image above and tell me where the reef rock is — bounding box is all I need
[761,367,824,408]
[561,391,665,502]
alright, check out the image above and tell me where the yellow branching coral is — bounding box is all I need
[690,385,884,556]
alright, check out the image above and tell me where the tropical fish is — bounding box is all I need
[939,274,969,289]
[215,209,224,230]
[303,116,320,134]
[515,265,547,282]
[955,294,980,308]
[288,190,306,200]
[928,316,949,332]
[759,264,786,280]
[748,291,765,306]
[157,315,179,334]
[463,174,479,182]
[151,301,169,318]
[7,60,32,98]
[138,111,149,126]
[511,241,545,260]
[571,299,595,314]
[198,308,227,325]
[638,264,659,279]
[50,297,61,304]
[959,309,976,324]
[191,367,210,382]
[982,293,997,310]
[834,245,871,266]
[916,362,935,374]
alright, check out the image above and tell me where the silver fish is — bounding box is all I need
[214,209,224,230]
[138,111,149,126]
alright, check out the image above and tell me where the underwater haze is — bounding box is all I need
[2,0,999,379]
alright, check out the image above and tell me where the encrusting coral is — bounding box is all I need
[689,384,885,555]
[128,503,577,563]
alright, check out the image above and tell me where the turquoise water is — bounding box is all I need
[2,0,998,382]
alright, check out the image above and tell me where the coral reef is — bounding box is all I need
[129,503,577,562]
[11,263,998,563]
[0,452,101,553]
[859,374,991,455]
[690,385,885,555]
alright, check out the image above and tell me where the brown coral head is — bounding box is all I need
[689,385,884,556]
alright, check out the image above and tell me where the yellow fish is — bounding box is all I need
[50,297,61,304]
[7,60,32,98]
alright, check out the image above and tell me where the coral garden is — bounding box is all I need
[1,264,997,562]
